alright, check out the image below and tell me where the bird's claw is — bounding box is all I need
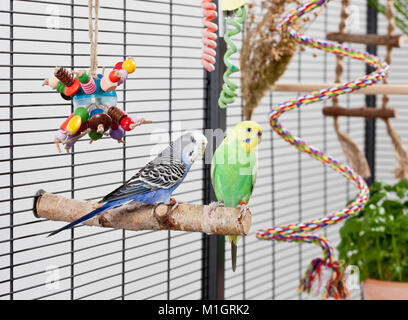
[169,197,179,213]
[238,202,249,224]
[207,201,224,217]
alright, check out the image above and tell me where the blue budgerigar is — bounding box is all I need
[48,132,208,237]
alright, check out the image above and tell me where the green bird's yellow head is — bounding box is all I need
[230,121,262,153]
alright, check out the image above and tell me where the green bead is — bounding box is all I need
[56,81,66,94]
[74,107,89,122]
[76,70,89,83]
[88,131,102,141]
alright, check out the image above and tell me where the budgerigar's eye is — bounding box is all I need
[189,151,193,156]
[247,128,252,132]
[191,137,196,143]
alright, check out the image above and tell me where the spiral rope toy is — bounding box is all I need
[256,0,389,299]
[201,0,218,72]
[218,5,246,108]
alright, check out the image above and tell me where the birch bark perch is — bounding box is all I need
[33,190,252,236]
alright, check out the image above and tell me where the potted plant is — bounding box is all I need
[338,180,408,300]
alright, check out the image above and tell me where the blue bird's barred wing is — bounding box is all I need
[101,158,186,203]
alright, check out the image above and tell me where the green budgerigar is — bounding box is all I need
[210,121,262,271]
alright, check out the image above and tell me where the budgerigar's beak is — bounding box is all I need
[258,130,262,143]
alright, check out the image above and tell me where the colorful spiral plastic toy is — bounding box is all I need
[218,5,246,109]
[256,0,389,299]
[201,0,218,72]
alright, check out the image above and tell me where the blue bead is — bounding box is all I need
[90,108,104,118]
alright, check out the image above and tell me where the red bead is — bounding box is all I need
[109,70,121,83]
[120,116,134,131]
[79,121,88,132]
[114,62,123,70]
[111,122,119,130]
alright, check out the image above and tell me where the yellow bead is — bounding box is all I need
[123,58,136,74]
[67,115,82,135]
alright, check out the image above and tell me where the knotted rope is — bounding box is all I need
[256,0,389,299]
[88,0,99,78]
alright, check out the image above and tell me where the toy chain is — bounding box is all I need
[218,6,246,109]
[256,0,389,299]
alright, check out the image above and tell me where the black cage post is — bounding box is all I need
[365,2,378,185]
[202,0,227,300]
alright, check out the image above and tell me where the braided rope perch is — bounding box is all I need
[256,0,389,299]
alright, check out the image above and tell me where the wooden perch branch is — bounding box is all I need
[323,106,397,119]
[327,32,403,48]
[33,190,251,236]
[272,82,408,95]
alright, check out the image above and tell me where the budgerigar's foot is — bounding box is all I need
[238,201,249,224]
[207,201,224,217]
[169,197,179,213]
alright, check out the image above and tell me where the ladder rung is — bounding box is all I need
[322,106,397,119]
[327,32,403,48]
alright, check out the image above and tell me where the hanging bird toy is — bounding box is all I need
[218,0,247,109]
[44,0,151,153]
[45,58,152,153]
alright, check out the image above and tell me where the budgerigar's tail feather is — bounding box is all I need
[231,242,237,272]
[227,235,239,272]
[48,202,112,237]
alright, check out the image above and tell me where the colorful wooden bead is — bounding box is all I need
[55,129,67,142]
[89,131,103,141]
[123,57,136,74]
[107,106,126,123]
[100,75,118,92]
[120,116,134,131]
[54,129,67,153]
[74,107,89,122]
[65,132,80,148]
[89,108,104,118]
[60,114,74,131]
[66,115,82,135]
[109,70,122,83]
[110,122,119,130]
[110,126,125,140]
[114,62,123,70]
[117,69,128,86]
[56,81,66,94]
[76,69,90,83]
[89,113,112,133]
[55,67,75,87]
[43,76,59,90]
[79,121,88,132]
[60,92,73,101]
[64,78,81,96]
[76,70,97,95]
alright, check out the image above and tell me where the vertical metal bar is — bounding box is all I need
[365,3,378,185]
[269,93,275,300]
[323,5,328,240]
[297,49,302,300]
[167,0,173,300]
[121,0,127,300]
[202,0,227,300]
[9,0,14,301]
[70,0,75,300]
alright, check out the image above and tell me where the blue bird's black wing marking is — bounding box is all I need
[101,159,186,203]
